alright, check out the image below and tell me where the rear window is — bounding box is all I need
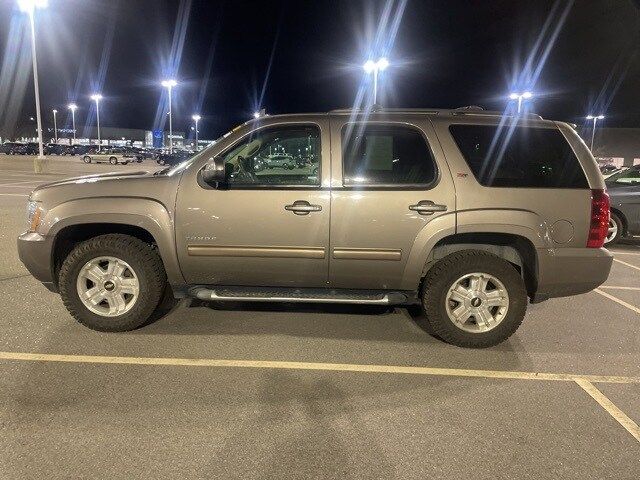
[449,125,588,188]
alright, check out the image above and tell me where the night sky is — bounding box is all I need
[0,0,639,140]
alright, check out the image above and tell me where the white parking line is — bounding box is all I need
[613,258,640,272]
[575,379,640,443]
[613,251,640,256]
[0,180,42,187]
[595,289,640,315]
[599,286,640,291]
[0,193,28,197]
[0,351,638,384]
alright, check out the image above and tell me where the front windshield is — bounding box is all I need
[605,167,640,185]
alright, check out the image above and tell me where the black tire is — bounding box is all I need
[59,234,167,332]
[420,250,527,348]
[109,156,118,165]
[605,212,623,246]
[83,155,91,163]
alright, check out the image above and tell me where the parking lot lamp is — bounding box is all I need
[52,109,57,142]
[192,114,201,150]
[18,0,48,165]
[586,115,605,153]
[67,104,77,144]
[91,94,102,151]
[509,91,533,114]
[363,57,389,105]
[161,79,177,153]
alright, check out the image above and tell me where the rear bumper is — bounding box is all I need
[533,247,613,302]
[17,232,57,292]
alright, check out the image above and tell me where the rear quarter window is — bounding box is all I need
[449,125,589,188]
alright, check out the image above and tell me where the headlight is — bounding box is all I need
[26,200,44,233]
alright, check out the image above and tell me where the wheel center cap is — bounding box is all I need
[104,280,115,292]
[471,297,482,307]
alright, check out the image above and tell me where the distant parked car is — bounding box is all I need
[82,148,132,165]
[67,145,94,156]
[44,143,68,155]
[0,142,24,155]
[156,150,192,166]
[605,165,640,245]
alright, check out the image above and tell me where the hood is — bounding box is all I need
[30,169,180,207]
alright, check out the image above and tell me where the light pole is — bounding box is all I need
[192,114,201,151]
[52,109,57,143]
[586,115,605,153]
[363,57,389,105]
[509,91,533,114]
[161,79,177,153]
[91,94,102,151]
[68,103,77,144]
[18,0,48,166]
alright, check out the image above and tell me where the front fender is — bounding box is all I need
[44,197,184,286]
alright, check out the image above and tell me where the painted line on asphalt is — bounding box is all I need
[575,379,640,443]
[0,351,638,384]
[0,193,28,197]
[594,289,640,315]
[0,180,42,187]
[600,286,640,291]
[613,258,640,272]
[613,251,640,256]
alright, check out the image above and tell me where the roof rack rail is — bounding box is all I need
[328,107,543,120]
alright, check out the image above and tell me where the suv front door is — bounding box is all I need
[328,116,456,290]
[175,120,330,287]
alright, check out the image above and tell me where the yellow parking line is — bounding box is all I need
[575,379,640,443]
[0,351,638,384]
[613,258,640,272]
[595,289,640,315]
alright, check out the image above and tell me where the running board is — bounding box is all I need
[190,287,410,305]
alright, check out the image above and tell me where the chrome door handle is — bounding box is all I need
[285,200,322,215]
[409,200,448,215]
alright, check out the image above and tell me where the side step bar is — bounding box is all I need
[191,287,410,305]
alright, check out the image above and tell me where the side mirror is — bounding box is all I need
[201,157,226,187]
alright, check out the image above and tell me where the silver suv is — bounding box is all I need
[17,108,613,347]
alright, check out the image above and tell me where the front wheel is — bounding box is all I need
[420,250,527,348]
[83,156,91,163]
[109,156,118,165]
[59,234,167,332]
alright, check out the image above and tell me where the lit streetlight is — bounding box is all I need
[91,94,103,151]
[52,109,58,143]
[192,114,201,150]
[18,0,48,166]
[67,103,77,144]
[586,115,605,153]
[161,79,177,153]
[363,57,389,105]
[509,91,533,114]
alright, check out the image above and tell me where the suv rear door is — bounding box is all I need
[327,114,456,289]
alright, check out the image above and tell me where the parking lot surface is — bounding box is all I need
[1,156,639,479]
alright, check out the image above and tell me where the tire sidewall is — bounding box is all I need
[422,252,527,348]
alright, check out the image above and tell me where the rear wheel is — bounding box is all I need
[83,155,91,163]
[605,212,623,246]
[420,250,527,348]
[109,156,118,165]
[59,234,166,332]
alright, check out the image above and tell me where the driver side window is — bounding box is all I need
[223,125,321,186]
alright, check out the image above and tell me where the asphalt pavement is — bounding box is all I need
[0,155,638,479]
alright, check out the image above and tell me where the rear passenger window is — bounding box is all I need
[342,124,437,186]
[449,125,588,188]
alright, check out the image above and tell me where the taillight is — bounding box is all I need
[587,189,610,248]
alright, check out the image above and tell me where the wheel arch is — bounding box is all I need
[609,207,628,236]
